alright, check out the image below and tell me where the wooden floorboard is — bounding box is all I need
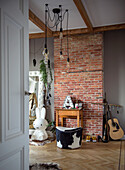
[29,140,125,170]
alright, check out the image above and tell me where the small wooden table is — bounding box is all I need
[56,108,83,128]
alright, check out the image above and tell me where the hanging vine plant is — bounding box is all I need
[40,60,47,86]
[40,59,53,89]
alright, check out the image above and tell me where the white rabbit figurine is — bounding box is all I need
[31,107,48,141]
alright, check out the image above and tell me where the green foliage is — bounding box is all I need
[40,60,47,86]
[47,120,56,133]
[40,60,53,90]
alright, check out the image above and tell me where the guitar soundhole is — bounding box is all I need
[112,122,116,127]
[112,122,119,129]
[116,123,119,129]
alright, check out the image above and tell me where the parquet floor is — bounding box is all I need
[29,140,125,170]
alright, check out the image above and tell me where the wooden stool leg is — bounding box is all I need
[81,112,83,138]
[81,113,83,129]
[77,114,80,127]
[61,117,64,126]
[56,111,59,126]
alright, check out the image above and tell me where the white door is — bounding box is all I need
[0,0,29,170]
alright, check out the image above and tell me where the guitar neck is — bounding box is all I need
[108,105,114,123]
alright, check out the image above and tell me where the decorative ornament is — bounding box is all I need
[63,96,74,109]
[33,59,36,66]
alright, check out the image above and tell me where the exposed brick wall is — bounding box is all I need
[54,33,103,136]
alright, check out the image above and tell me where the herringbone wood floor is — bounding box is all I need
[29,140,125,170]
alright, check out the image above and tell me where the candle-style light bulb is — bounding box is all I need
[60,51,64,59]
[43,48,49,60]
[67,57,70,68]
[59,28,63,39]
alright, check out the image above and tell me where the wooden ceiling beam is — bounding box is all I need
[73,0,93,32]
[29,9,52,36]
[94,23,125,33]
[53,28,89,37]
[29,32,53,39]
[29,28,89,39]
[29,33,45,39]
[29,23,125,39]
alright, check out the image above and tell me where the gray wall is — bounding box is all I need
[29,38,54,121]
[104,30,125,132]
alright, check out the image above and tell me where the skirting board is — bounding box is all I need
[121,135,125,140]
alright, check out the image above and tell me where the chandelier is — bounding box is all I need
[43,4,70,67]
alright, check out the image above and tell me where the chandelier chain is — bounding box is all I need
[34,39,36,59]
[67,10,69,58]
[47,6,55,22]
[45,4,68,29]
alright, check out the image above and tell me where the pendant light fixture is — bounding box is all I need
[43,4,70,67]
[60,36,64,59]
[42,4,49,61]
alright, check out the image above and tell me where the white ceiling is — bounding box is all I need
[83,0,125,27]
[29,0,125,33]
[29,20,44,33]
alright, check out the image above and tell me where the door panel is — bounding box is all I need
[0,147,24,170]
[19,0,24,14]
[0,0,29,169]
[4,14,24,140]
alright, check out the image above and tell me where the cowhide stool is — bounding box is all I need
[56,126,83,149]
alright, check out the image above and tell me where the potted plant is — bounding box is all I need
[47,120,56,140]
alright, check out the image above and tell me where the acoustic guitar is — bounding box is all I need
[91,95,124,141]
[108,108,124,140]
